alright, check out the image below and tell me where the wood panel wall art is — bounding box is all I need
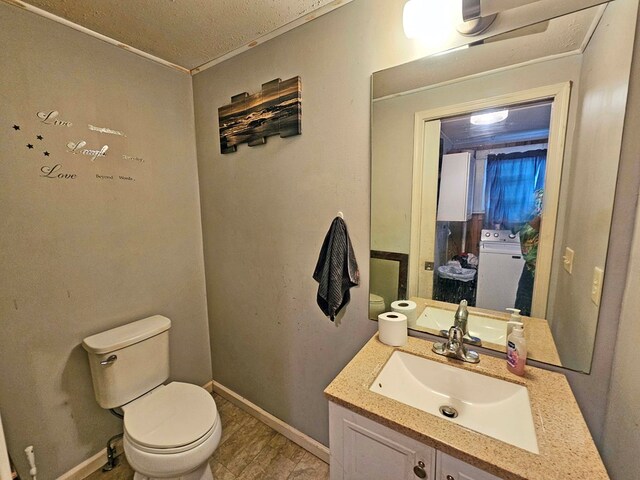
[218,76,302,154]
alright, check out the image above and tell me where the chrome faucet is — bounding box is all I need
[433,301,480,363]
[433,326,480,363]
[439,300,482,346]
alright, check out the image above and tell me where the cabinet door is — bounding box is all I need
[330,402,435,480]
[436,451,503,480]
[436,152,473,222]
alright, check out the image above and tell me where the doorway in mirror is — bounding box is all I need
[431,100,552,318]
[411,93,563,321]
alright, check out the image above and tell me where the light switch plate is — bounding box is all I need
[591,267,604,306]
[563,247,574,274]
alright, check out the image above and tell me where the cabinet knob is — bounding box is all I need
[446,475,455,480]
[413,461,427,478]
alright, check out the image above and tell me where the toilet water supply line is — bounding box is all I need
[103,408,125,472]
[24,446,36,480]
[103,433,124,472]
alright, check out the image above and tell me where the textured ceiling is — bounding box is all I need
[19,0,341,70]
[441,102,552,149]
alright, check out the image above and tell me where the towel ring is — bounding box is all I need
[337,211,344,219]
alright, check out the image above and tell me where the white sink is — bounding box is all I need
[415,306,508,346]
[370,351,539,454]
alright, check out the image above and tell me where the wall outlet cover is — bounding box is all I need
[591,267,604,306]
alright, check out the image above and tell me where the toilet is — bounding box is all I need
[369,293,386,320]
[82,316,221,480]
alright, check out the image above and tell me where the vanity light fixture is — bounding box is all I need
[458,0,498,36]
[403,0,498,41]
[402,0,462,41]
[470,109,509,125]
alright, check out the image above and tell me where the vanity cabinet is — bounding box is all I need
[329,402,501,480]
[329,402,435,480]
[437,452,503,480]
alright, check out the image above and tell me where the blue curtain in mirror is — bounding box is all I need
[484,149,547,229]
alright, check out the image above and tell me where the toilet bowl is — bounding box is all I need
[369,293,386,320]
[122,382,221,480]
[83,316,222,480]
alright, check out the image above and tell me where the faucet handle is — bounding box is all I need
[447,326,463,351]
[448,326,462,341]
[454,300,469,334]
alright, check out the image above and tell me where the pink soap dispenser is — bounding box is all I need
[507,322,527,376]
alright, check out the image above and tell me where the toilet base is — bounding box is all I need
[132,461,213,480]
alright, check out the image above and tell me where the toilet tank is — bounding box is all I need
[82,315,171,409]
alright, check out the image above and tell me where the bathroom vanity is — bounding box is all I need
[325,334,608,480]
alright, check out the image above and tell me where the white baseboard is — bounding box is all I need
[202,380,214,393]
[211,380,330,464]
[56,439,122,480]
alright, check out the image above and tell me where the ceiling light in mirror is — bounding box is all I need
[403,0,463,47]
[470,109,509,125]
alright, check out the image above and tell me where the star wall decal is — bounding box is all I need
[12,122,55,159]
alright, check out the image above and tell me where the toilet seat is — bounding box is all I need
[125,422,217,455]
[122,382,218,454]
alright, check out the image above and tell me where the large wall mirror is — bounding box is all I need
[370,0,638,373]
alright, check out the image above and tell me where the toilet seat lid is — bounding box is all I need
[370,293,385,305]
[123,382,218,449]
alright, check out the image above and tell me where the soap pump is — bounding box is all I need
[507,322,527,376]
[506,308,523,340]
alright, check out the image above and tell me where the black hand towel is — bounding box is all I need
[313,217,360,321]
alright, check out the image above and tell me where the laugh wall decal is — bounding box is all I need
[67,141,109,161]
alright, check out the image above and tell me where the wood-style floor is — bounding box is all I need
[85,392,329,480]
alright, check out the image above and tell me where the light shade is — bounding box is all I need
[403,0,462,44]
[470,110,509,125]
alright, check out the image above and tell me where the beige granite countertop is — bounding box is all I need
[409,297,562,366]
[324,334,608,480]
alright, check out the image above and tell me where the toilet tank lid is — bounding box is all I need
[82,315,171,354]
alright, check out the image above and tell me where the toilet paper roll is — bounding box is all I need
[378,312,408,347]
[391,300,418,326]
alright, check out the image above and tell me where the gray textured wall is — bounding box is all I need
[0,3,211,478]
[192,1,386,447]
[602,7,640,477]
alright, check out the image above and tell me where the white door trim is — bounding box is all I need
[408,82,572,318]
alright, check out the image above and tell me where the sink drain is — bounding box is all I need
[439,405,458,419]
